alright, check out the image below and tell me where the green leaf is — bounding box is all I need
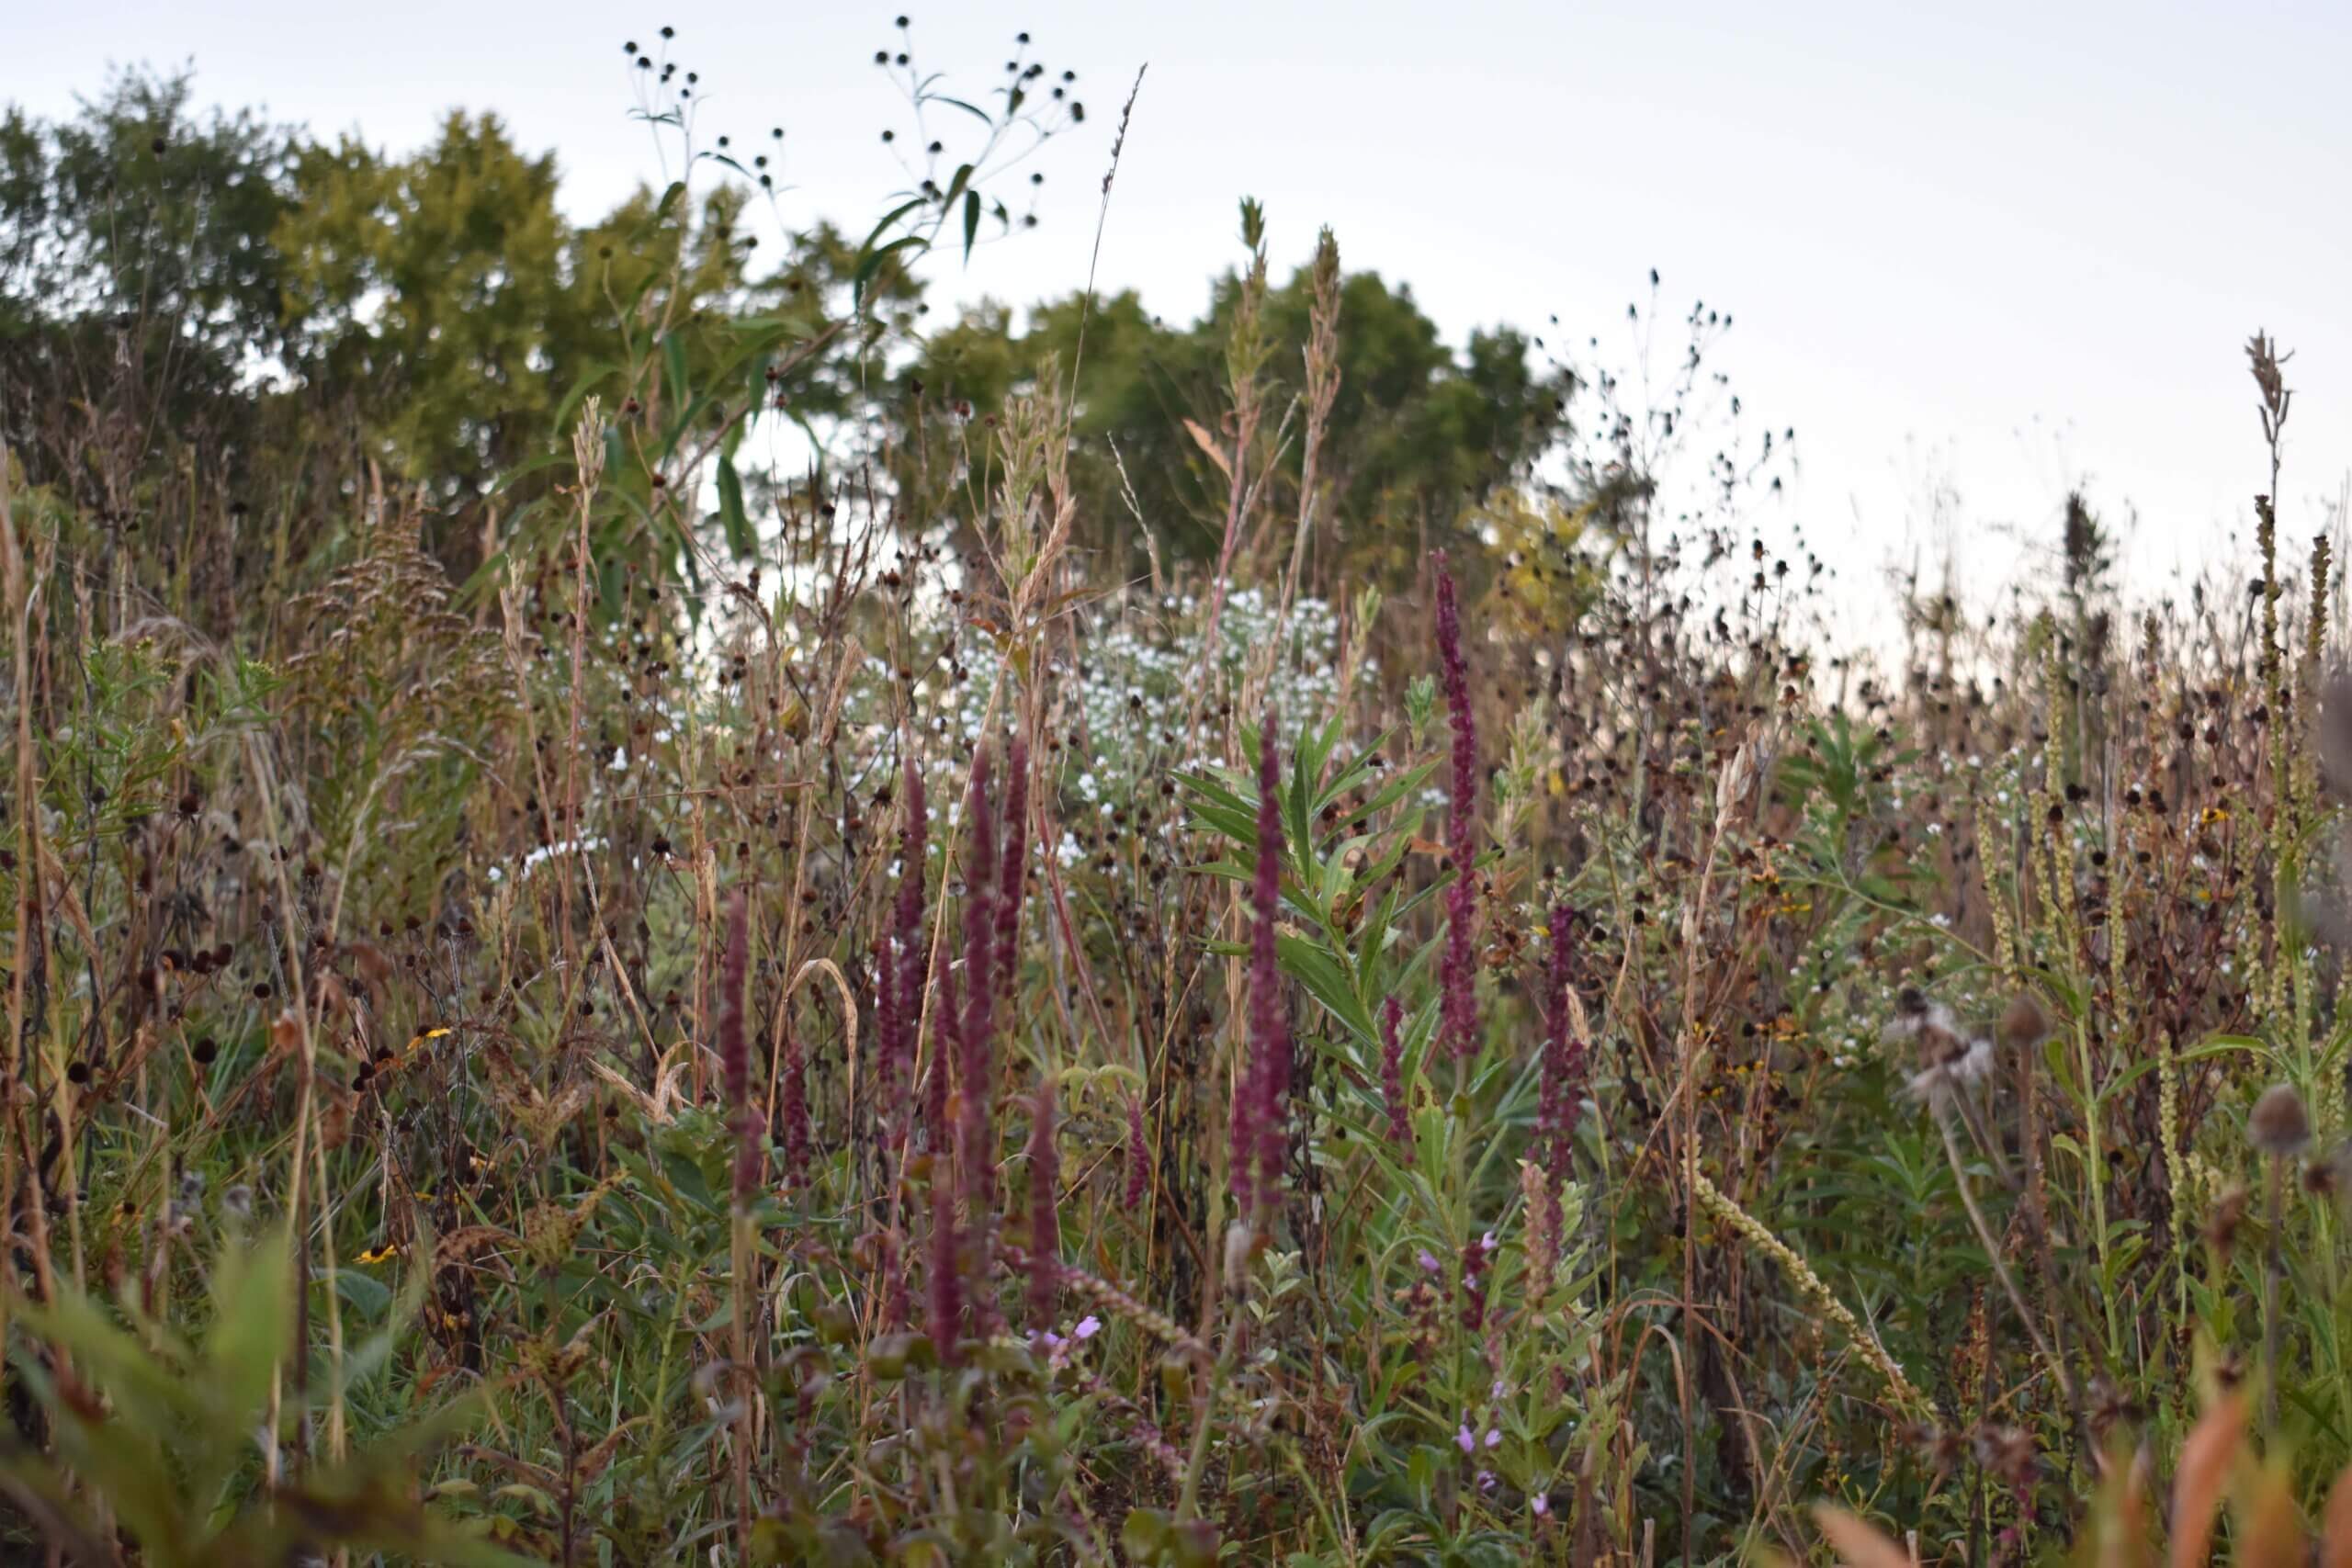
[662,331,690,414]
[549,358,621,438]
[205,1224,293,1433]
[1278,931,1376,1047]
[332,1268,393,1319]
[486,449,570,498]
[716,453,754,559]
[929,96,995,129]
[961,187,981,265]
[453,548,510,610]
[854,197,928,261]
[854,234,929,310]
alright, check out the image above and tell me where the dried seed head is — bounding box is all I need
[1996,993,2051,1052]
[1222,1221,1254,1293]
[2250,1082,2312,1156]
[2204,1182,2249,1260]
[2303,1144,2348,1200]
[1909,1422,1968,1476]
[1971,1423,2038,1487]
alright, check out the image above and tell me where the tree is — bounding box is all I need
[0,67,297,494]
[887,256,1573,591]
[278,113,594,512]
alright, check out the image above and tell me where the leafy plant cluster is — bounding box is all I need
[3,18,2351,1568]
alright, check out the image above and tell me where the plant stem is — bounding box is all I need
[1936,1109,2081,1438]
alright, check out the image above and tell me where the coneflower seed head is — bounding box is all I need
[2252,1082,2312,1156]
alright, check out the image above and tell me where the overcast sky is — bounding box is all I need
[19,0,2352,626]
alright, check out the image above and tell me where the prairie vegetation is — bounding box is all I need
[3,20,2350,1567]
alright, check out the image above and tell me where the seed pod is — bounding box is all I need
[2250,1083,2312,1156]
[1997,993,2051,1052]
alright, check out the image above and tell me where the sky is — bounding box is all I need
[17,0,2352,634]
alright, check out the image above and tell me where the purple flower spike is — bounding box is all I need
[1125,1090,1150,1209]
[1432,552,1482,1062]
[955,747,1000,1220]
[1537,903,1591,1171]
[1023,1081,1061,1326]
[995,735,1029,1001]
[886,751,929,1154]
[1233,709,1293,1220]
[719,891,760,1205]
[1380,995,1415,1155]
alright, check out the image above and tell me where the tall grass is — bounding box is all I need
[6,31,2352,1568]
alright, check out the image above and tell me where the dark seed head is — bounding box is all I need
[2251,1083,2312,1156]
[1997,994,2051,1052]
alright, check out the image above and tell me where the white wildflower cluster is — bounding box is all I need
[948,587,1364,801]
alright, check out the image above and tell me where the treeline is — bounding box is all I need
[0,60,1578,622]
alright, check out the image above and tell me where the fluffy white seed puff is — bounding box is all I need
[1884,995,1994,1105]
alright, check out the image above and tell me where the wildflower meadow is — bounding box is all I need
[4,16,2351,1566]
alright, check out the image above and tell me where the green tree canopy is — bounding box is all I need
[0,68,297,479]
[888,260,1572,587]
[3,64,1584,619]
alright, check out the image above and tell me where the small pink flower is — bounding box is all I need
[1074,1314,1102,1339]
[1419,1248,1442,1272]
[1485,1427,1502,1450]
[1532,1495,1550,1517]
[1455,1425,1476,1455]
[1040,1326,1101,1371]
